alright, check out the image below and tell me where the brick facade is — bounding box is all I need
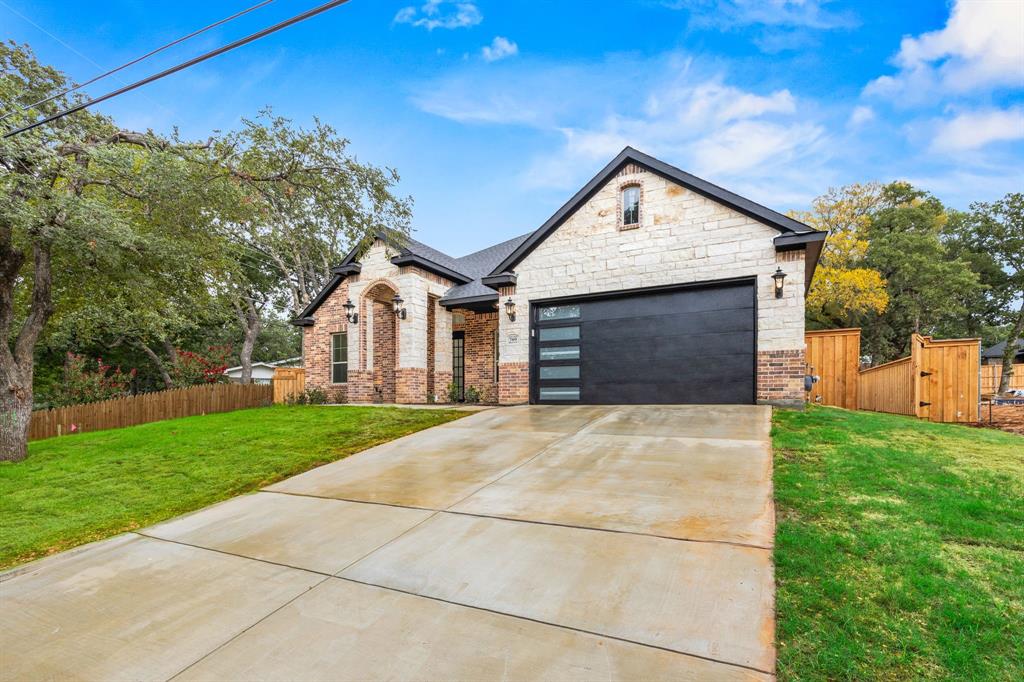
[452,310,499,403]
[756,349,806,407]
[498,362,530,404]
[302,280,351,404]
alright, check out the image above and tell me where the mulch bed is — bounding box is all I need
[975,404,1024,436]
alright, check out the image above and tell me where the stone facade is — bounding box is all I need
[497,165,807,406]
[301,161,813,407]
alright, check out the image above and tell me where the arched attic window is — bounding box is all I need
[621,184,641,229]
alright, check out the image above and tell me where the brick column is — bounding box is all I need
[757,349,805,407]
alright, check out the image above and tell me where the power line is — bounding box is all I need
[1,0,276,123]
[3,0,351,139]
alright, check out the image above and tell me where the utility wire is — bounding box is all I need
[3,0,351,139]
[0,0,275,123]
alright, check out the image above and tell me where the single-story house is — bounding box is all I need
[982,339,1024,366]
[224,356,302,384]
[293,147,825,407]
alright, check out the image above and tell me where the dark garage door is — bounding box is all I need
[530,280,756,405]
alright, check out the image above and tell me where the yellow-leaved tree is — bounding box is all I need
[790,183,890,328]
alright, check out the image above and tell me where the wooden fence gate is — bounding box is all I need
[273,367,306,404]
[805,328,860,409]
[856,334,979,423]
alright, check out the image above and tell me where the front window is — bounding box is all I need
[331,332,348,383]
[622,185,640,226]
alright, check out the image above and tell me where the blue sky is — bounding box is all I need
[4,0,1023,256]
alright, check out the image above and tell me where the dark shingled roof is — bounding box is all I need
[295,146,828,321]
[982,339,1024,359]
[437,233,532,304]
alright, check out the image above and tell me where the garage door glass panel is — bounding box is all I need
[539,346,580,361]
[538,305,580,320]
[539,387,580,401]
[540,365,580,380]
[539,326,580,342]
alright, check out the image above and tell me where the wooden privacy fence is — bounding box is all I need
[805,328,860,409]
[856,334,980,423]
[273,367,305,404]
[808,329,981,423]
[859,357,916,416]
[980,363,1024,394]
[29,383,273,441]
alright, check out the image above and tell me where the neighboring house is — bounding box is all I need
[293,147,825,406]
[982,339,1024,366]
[223,357,302,384]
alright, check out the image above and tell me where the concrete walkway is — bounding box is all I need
[1,405,775,681]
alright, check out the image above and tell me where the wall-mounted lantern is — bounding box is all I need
[504,297,517,322]
[392,294,407,320]
[772,268,787,299]
[343,298,358,324]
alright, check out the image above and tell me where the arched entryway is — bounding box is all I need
[361,282,398,403]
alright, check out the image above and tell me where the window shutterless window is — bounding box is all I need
[622,185,640,225]
[331,332,347,383]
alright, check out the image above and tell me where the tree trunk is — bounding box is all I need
[137,341,173,389]
[998,299,1024,394]
[0,370,33,462]
[235,297,262,385]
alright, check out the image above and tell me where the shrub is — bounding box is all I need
[464,385,481,403]
[51,353,135,407]
[446,382,461,403]
[285,387,329,406]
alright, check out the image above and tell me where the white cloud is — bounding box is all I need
[848,105,875,128]
[865,0,1024,101]
[930,107,1024,153]
[394,1,482,31]
[481,36,518,62]
[668,0,857,30]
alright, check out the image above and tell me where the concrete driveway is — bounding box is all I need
[1,405,775,681]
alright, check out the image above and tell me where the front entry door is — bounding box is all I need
[452,331,465,401]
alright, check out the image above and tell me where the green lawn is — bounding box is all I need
[0,405,464,570]
[773,406,1024,681]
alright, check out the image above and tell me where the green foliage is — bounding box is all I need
[49,353,135,408]
[169,347,231,388]
[773,406,1023,680]
[284,387,329,405]
[0,406,465,568]
[446,382,462,403]
[464,385,481,403]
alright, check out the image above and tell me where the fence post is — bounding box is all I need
[910,334,921,418]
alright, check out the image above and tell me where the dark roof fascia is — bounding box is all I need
[481,272,517,290]
[774,231,826,251]
[390,254,472,284]
[489,146,819,276]
[330,263,362,276]
[437,292,499,309]
[803,237,824,295]
[291,316,315,327]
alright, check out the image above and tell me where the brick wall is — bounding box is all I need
[498,362,529,404]
[371,299,396,403]
[396,367,427,404]
[452,309,499,403]
[757,349,805,407]
[303,280,350,403]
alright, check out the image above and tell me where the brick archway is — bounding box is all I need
[358,281,399,403]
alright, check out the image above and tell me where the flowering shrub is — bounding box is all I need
[170,346,232,388]
[52,353,136,407]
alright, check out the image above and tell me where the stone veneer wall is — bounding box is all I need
[452,310,499,403]
[303,239,456,404]
[496,165,808,406]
